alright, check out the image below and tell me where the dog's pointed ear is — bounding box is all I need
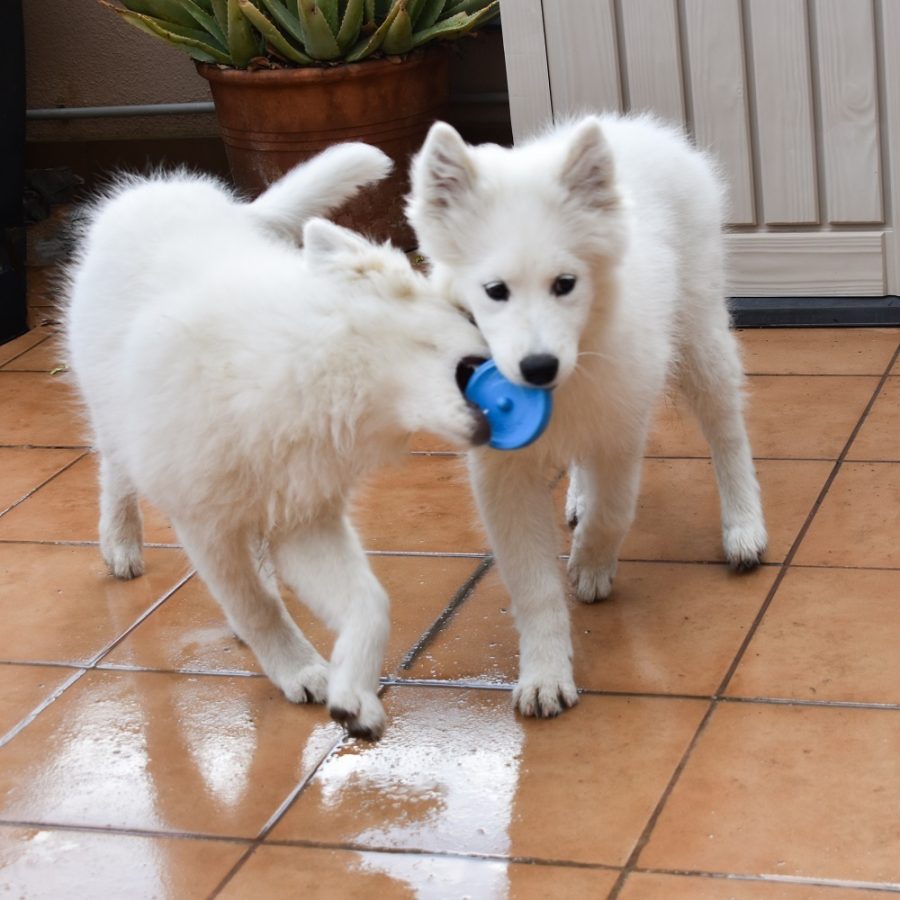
[410,122,476,211]
[303,218,370,261]
[561,117,618,209]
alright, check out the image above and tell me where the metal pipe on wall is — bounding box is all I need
[25,92,509,120]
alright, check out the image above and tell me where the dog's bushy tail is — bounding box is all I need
[247,142,393,240]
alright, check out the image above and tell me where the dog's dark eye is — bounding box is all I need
[484,281,510,302]
[552,275,577,296]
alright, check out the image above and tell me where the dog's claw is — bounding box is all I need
[724,524,767,573]
[280,663,329,705]
[731,554,763,573]
[328,691,386,740]
[513,677,579,718]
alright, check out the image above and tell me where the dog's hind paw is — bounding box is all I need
[513,676,578,718]
[281,663,329,705]
[724,522,768,572]
[104,544,145,580]
[329,690,385,741]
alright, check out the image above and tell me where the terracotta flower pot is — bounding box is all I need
[196,49,450,248]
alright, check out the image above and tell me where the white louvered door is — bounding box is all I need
[501,0,900,297]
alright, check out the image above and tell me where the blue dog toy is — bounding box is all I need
[465,360,553,450]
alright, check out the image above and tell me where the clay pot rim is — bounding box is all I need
[196,46,447,85]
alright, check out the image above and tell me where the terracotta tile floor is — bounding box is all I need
[1,271,899,899]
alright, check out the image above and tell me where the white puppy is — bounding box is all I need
[408,115,767,718]
[66,144,489,739]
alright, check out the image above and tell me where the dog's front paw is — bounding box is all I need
[723,521,768,572]
[513,674,578,718]
[329,689,386,741]
[280,662,329,705]
[567,550,616,603]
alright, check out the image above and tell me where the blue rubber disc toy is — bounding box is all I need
[465,360,553,450]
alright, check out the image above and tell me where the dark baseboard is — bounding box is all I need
[731,296,900,328]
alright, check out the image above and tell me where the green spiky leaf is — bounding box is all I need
[106,3,232,61]
[121,0,199,27]
[414,0,443,28]
[441,0,494,15]
[296,0,341,58]
[382,3,412,54]
[316,0,340,33]
[346,0,400,59]
[180,0,227,44]
[336,0,365,51]
[227,0,261,64]
[257,0,306,44]
[210,0,228,31]
[407,0,426,26]
[237,0,313,61]
[412,0,496,45]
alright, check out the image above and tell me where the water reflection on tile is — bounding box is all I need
[221,845,619,900]
[273,686,705,866]
[0,826,247,900]
[0,544,190,665]
[408,562,777,695]
[0,671,341,837]
[0,665,76,738]
[104,556,482,676]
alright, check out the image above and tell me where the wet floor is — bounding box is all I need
[1,272,899,897]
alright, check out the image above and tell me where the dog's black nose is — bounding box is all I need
[520,353,559,386]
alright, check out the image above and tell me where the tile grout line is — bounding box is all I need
[8,661,900,713]
[0,569,195,750]
[206,558,497,897]
[0,333,54,370]
[743,370,899,378]
[0,818,253,846]
[631,866,900,894]
[0,449,90,520]
[607,341,900,900]
[716,340,900,696]
[398,556,495,671]
[258,835,626,872]
[87,570,197,668]
[204,731,351,899]
[0,669,88,751]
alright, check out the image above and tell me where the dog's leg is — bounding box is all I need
[174,519,329,704]
[98,454,144,579]
[273,515,388,741]
[679,323,767,570]
[566,431,647,602]
[470,451,577,718]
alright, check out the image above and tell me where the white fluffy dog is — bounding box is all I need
[66,144,489,739]
[407,115,768,718]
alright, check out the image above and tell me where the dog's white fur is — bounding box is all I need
[65,143,488,739]
[408,114,768,717]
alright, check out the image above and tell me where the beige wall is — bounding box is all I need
[25,0,218,141]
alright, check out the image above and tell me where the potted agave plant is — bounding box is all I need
[101,0,499,244]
